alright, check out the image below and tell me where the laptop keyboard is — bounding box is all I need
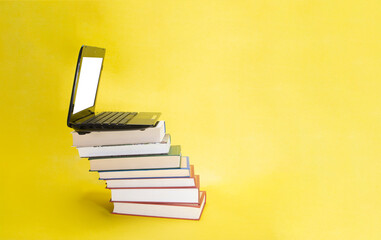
[80,112,137,127]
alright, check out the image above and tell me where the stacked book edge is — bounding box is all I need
[71,120,206,220]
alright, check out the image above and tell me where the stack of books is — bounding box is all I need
[71,121,206,220]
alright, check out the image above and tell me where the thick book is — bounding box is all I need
[76,134,171,158]
[98,157,191,180]
[89,145,181,171]
[106,166,195,188]
[72,121,166,147]
[112,191,206,220]
[109,175,200,203]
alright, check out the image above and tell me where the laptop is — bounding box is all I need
[67,45,160,131]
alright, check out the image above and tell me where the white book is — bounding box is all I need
[109,175,200,203]
[72,121,166,147]
[89,145,181,171]
[112,191,206,220]
[105,167,195,188]
[98,156,191,180]
[76,134,171,158]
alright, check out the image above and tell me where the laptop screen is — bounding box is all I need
[73,57,103,114]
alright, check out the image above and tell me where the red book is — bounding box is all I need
[112,191,206,220]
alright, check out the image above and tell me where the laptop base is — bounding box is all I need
[71,111,161,131]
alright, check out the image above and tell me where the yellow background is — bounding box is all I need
[0,0,380,239]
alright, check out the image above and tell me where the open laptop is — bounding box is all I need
[67,45,160,131]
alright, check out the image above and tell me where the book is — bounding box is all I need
[89,145,181,171]
[98,157,192,180]
[112,191,206,220]
[105,166,195,188]
[76,134,171,158]
[72,121,166,147]
[109,175,199,203]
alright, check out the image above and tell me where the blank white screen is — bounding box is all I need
[73,57,103,114]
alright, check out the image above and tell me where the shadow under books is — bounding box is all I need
[81,191,114,214]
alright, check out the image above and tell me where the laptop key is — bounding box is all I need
[110,112,130,125]
[80,112,105,124]
[97,112,119,124]
[86,112,111,124]
[102,112,124,125]
[117,112,137,125]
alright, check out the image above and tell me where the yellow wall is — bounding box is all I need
[1,1,380,239]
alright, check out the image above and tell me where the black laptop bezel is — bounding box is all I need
[67,45,105,127]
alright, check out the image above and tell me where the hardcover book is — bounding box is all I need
[72,121,166,147]
[109,175,200,203]
[105,166,195,188]
[76,134,171,158]
[112,191,206,220]
[89,145,181,171]
[98,157,192,180]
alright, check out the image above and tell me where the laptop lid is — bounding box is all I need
[67,46,106,127]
